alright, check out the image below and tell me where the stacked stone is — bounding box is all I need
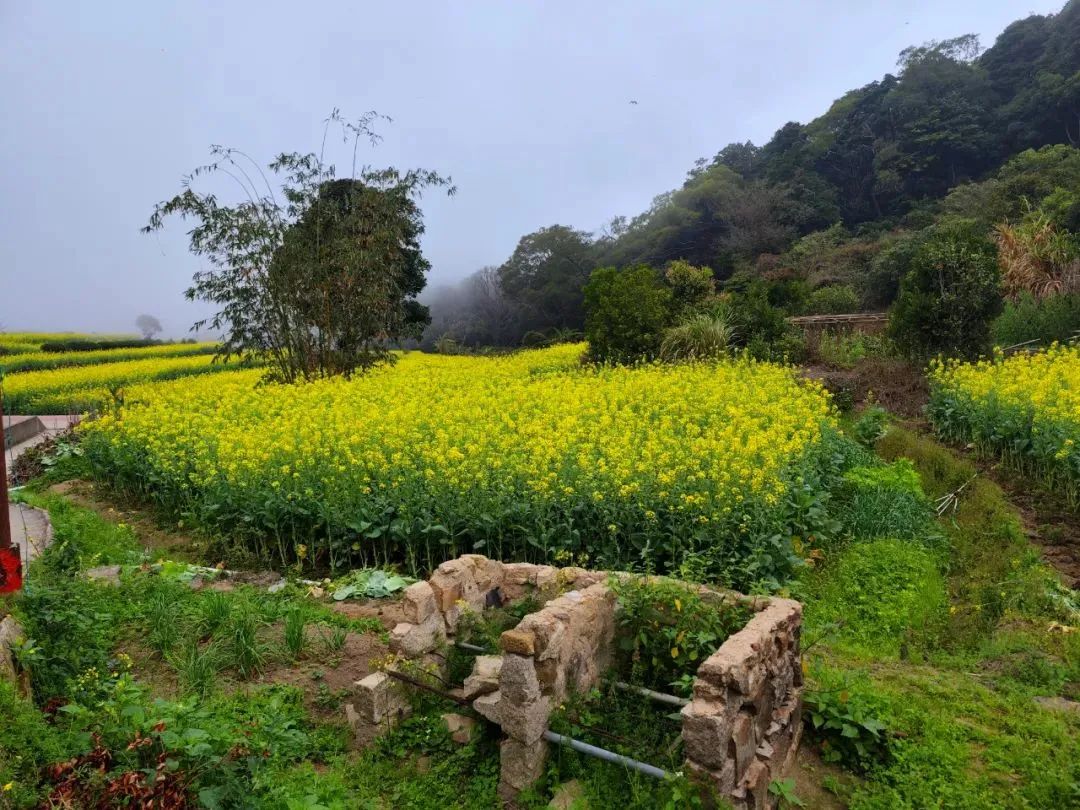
[471,582,616,801]
[351,555,803,809]
[680,598,804,810]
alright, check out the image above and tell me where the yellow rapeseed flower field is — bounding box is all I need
[0,341,218,374]
[81,344,838,582]
[3,353,239,415]
[929,344,1080,502]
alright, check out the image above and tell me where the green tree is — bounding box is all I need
[134,314,162,340]
[497,225,594,337]
[143,112,453,381]
[663,259,715,312]
[888,220,1002,359]
[583,266,673,363]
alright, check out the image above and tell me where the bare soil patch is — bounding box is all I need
[802,358,929,420]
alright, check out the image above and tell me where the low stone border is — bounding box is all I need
[348,555,803,809]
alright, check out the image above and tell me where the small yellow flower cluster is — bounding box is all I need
[81,344,836,572]
[929,344,1080,500]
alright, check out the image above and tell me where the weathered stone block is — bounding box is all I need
[501,628,537,656]
[500,653,541,704]
[730,713,757,778]
[441,712,478,744]
[499,737,549,799]
[0,616,29,696]
[401,581,437,624]
[389,611,446,657]
[681,699,734,770]
[500,695,551,744]
[355,672,410,725]
[733,759,770,809]
[473,690,502,724]
[84,565,122,585]
[685,758,737,805]
[429,559,479,612]
[462,654,502,699]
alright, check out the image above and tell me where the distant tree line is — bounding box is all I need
[423,1,1080,351]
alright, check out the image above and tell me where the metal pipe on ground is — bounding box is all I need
[454,641,489,654]
[543,731,670,780]
[613,681,689,708]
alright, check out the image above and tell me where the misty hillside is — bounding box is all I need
[426,0,1080,348]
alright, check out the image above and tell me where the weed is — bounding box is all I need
[146,591,183,656]
[852,404,889,448]
[769,778,806,808]
[195,590,233,638]
[611,575,750,696]
[284,608,308,660]
[168,639,222,696]
[320,624,348,655]
[804,677,891,772]
[226,607,270,678]
[807,538,947,655]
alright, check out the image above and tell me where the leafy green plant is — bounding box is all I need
[852,405,889,447]
[768,778,806,808]
[331,569,413,601]
[804,683,891,772]
[611,576,750,696]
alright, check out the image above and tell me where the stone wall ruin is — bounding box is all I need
[348,554,803,809]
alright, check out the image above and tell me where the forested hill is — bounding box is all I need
[425,0,1080,349]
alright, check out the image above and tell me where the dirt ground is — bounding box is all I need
[802,357,930,420]
[258,628,390,710]
[974,460,1080,589]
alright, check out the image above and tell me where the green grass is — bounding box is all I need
[799,425,1080,809]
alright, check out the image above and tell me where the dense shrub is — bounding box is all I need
[0,682,70,808]
[41,338,159,353]
[991,292,1080,347]
[663,259,715,313]
[807,284,860,315]
[720,281,807,362]
[583,266,673,363]
[888,221,1002,360]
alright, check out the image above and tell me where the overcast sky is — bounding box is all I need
[0,1,1063,336]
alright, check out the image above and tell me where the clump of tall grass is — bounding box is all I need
[659,314,735,361]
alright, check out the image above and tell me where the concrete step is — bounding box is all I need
[3,416,45,449]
